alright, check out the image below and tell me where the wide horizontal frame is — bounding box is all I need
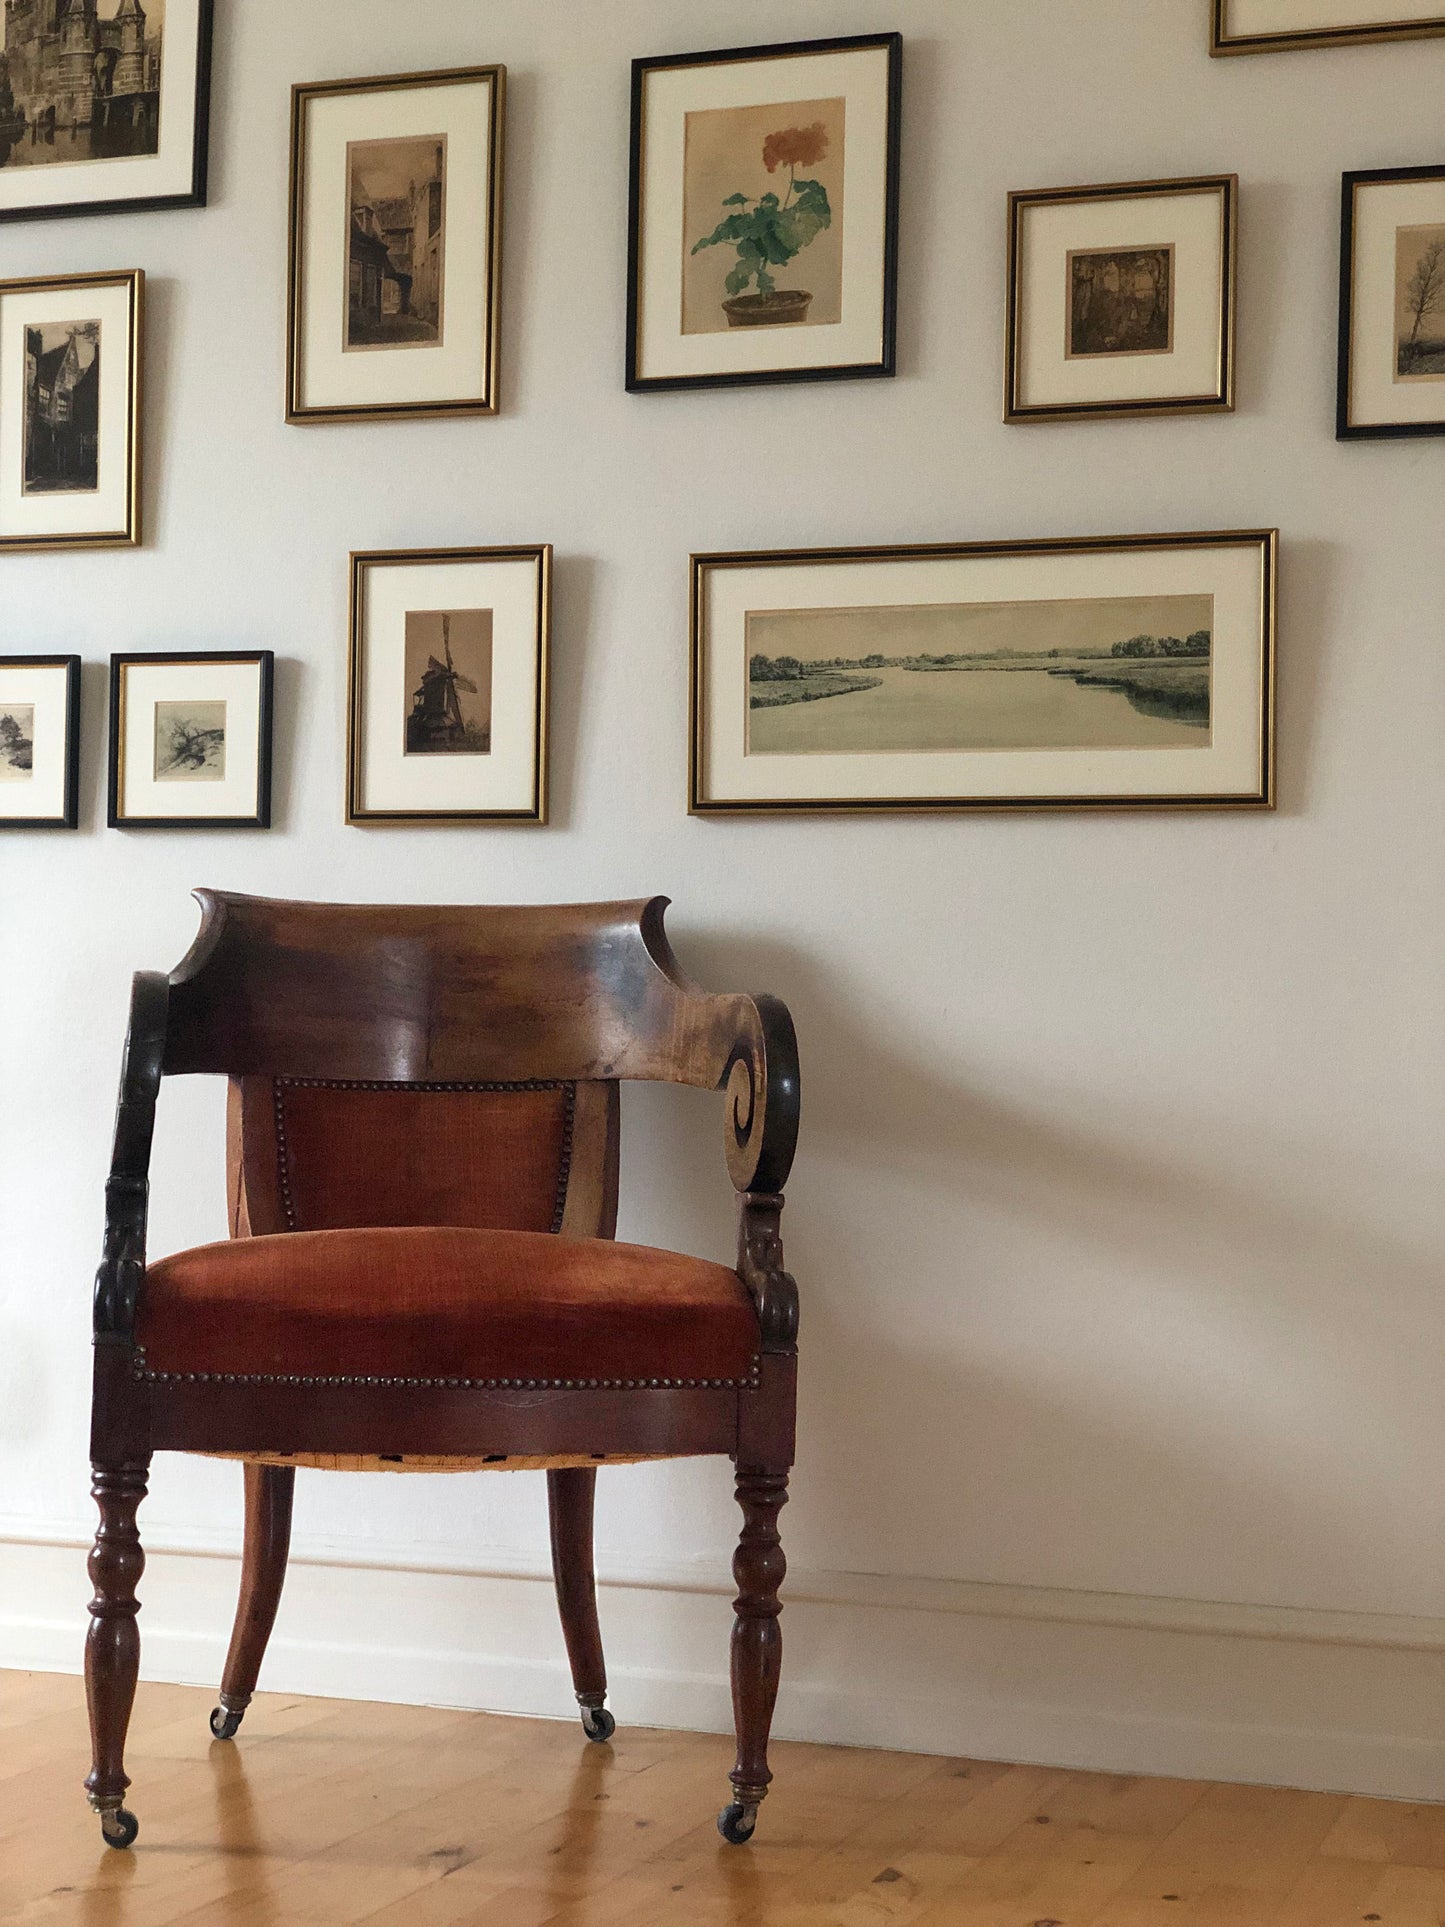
[286,64,506,424]
[1005,175,1238,424]
[1337,163,1445,441]
[346,544,552,825]
[0,653,80,829]
[108,650,275,830]
[626,30,903,394]
[1210,0,1445,52]
[0,0,212,223]
[689,530,1277,815]
[0,268,143,552]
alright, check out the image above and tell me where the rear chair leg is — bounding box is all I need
[719,1466,788,1845]
[547,1467,614,1741]
[211,1463,295,1740]
[85,1460,149,1849]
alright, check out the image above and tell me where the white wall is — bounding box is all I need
[2,0,1442,1801]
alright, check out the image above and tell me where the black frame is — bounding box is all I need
[0,654,80,829]
[0,0,212,225]
[108,651,274,830]
[626,31,902,394]
[1338,164,1445,441]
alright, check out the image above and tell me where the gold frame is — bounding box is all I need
[287,66,505,424]
[0,269,143,553]
[689,532,1277,815]
[1005,177,1238,424]
[1211,0,1445,53]
[346,544,551,826]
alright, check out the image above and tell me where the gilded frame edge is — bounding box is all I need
[1004,176,1238,425]
[688,530,1277,816]
[108,649,275,831]
[0,652,81,829]
[286,64,507,426]
[625,29,903,395]
[0,267,143,552]
[1336,162,1445,441]
[1211,0,1445,53]
[345,543,552,827]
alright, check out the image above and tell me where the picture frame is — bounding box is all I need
[690,532,1276,815]
[347,545,550,825]
[0,0,212,223]
[0,654,80,829]
[1338,164,1445,440]
[1006,177,1237,423]
[0,268,142,552]
[288,65,506,424]
[1211,0,1445,54]
[627,31,902,393]
[109,651,274,829]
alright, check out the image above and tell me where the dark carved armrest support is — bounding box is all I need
[737,1194,800,1356]
[93,972,169,1343]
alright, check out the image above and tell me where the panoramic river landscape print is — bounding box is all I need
[745,593,1214,754]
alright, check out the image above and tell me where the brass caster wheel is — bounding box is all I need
[717,1802,757,1845]
[580,1705,616,1743]
[100,1808,139,1850]
[209,1705,244,1741]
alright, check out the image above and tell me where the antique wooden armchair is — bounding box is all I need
[86,892,799,1852]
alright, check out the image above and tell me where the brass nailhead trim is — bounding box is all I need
[131,1347,763,1393]
[272,1076,577,1235]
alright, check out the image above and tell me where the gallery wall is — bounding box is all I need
[2,0,1442,1797]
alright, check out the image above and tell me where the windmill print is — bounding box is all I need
[404,608,493,754]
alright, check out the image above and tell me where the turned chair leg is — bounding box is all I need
[84,1460,150,1849]
[211,1463,295,1740]
[719,1465,789,1845]
[547,1467,614,1741]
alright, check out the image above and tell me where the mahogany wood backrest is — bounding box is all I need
[157,893,797,1248]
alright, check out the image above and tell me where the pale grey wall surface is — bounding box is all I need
[1,0,1441,1777]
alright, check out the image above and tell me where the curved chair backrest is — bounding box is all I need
[155,892,796,1243]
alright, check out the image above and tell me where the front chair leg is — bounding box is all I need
[547,1467,614,1741]
[84,1460,150,1849]
[719,1465,788,1845]
[211,1463,295,1740]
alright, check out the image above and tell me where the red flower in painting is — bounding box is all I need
[762,122,829,173]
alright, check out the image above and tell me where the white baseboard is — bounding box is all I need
[4,1522,1441,1803]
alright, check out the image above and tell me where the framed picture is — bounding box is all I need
[0,269,142,551]
[0,0,212,223]
[1006,177,1237,423]
[0,654,79,829]
[287,66,505,424]
[1338,165,1445,440]
[627,32,901,392]
[347,546,550,824]
[1211,0,1445,53]
[109,651,274,829]
[690,532,1276,814]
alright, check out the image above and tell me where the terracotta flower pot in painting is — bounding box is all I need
[692,121,833,330]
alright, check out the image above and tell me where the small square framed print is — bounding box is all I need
[627,32,901,392]
[0,269,142,551]
[1338,165,1445,440]
[347,546,550,824]
[288,66,505,423]
[0,654,79,829]
[109,651,274,829]
[691,531,1276,814]
[1006,177,1237,423]
[1211,0,1445,53]
[0,0,212,223]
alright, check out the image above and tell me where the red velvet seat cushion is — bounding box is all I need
[136,1227,760,1388]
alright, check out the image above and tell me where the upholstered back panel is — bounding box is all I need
[230,1075,619,1243]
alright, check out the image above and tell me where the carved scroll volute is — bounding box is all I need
[722,993,800,1196]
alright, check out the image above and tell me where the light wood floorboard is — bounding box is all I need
[0,1671,1440,1926]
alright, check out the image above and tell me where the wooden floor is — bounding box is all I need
[2,1671,1442,1926]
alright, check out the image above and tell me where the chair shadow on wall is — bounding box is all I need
[649,925,1429,1613]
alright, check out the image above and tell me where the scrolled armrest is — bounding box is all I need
[720,991,800,1197]
[93,971,169,1342]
